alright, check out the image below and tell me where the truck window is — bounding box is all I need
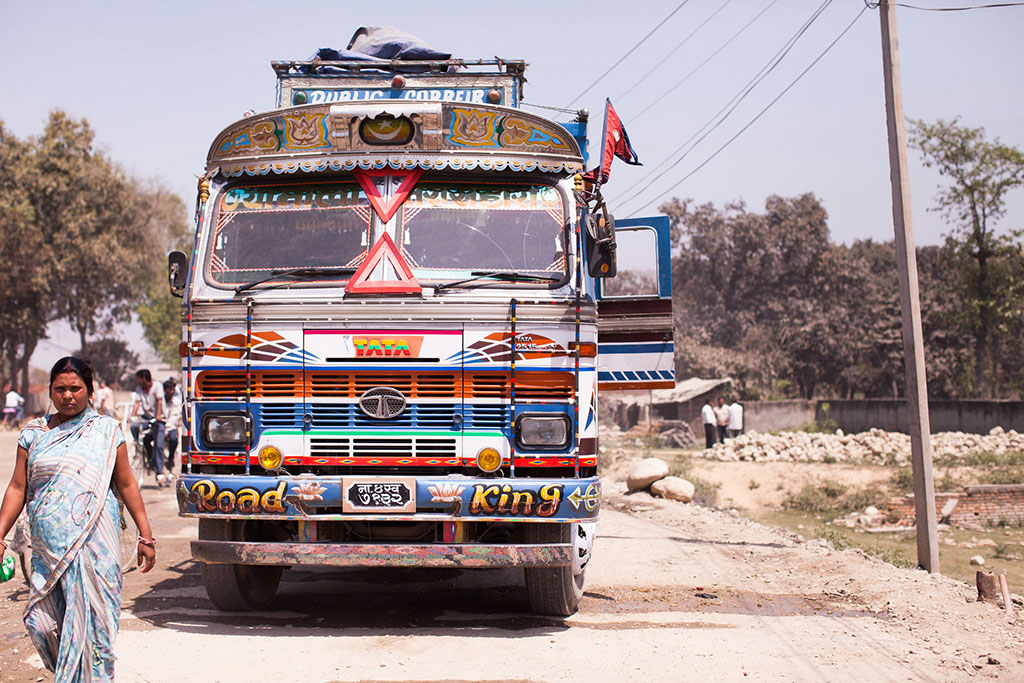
[398,181,567,281]
[208,182,371,285]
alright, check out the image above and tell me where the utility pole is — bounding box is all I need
[879,0,939,572]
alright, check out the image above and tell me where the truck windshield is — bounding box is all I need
[208,182,371,286]
[397,181,567,283]
[206,179,567,288]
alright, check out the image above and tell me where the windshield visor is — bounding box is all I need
[208,182,371,286]
[397,182,568,283]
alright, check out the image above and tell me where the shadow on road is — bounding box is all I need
[126,560,575,636]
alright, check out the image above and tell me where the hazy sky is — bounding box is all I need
[3,0,1022,367]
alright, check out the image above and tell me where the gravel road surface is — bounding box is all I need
[2,431,1022,681]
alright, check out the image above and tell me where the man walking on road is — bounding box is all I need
[701,398,717,449]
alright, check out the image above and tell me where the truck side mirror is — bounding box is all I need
[585,213,617,278]
[168,251,188,296]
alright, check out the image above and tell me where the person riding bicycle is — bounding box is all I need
[4,386,25,426]
[162,378,182,479]
[129,369,167,487]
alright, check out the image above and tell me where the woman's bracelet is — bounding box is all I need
[0,539,7,552]
[137,537,156,548]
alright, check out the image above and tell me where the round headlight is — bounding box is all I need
[258,445,283,471]
[476,447,502,473]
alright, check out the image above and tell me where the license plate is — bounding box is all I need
[342,478,415,513]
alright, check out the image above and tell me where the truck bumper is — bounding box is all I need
[176,474,601,522]
[191,540,572,568]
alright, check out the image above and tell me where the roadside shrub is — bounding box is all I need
[979,466,1024,485]
[784,480,884,515]
[890,467,913,493]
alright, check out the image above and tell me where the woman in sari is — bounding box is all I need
[0,357,156,681]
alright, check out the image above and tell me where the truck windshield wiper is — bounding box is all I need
[234,267,356,294]
[433,271,562,293]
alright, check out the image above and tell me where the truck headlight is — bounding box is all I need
[202,412,250,447]
[516,414,571,449]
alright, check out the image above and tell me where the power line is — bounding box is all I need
[562,0,694,110]
[865,0,1024,9]
[629,0,782,124]
[612,0,835,207]
[626,4,869,217]
[615,0,738,103]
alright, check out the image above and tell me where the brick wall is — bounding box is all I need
[887,484,1024,527]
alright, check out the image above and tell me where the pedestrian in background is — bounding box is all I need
[701,398,717,449]
[95,379,115,418]
[728,398,744,439]
[714,396,729,444]
[163,379,182,478]
[0,356,156,680]
[5,386,25,424]
[129,369,166,487]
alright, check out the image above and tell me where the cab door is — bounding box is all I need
[595,215,675,390]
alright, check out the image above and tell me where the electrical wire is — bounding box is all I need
[865,0,1024,9]
[612,0,835,207]
[626,4,869,217]
[562,0,694,110]
[629,0,782,124]
[615,0,738,103]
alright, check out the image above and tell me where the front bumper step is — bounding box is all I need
[191,540,572,568]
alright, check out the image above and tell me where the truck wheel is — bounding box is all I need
[198,519,283,611]
[523,522,591,616]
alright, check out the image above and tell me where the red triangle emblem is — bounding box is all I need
[353,168,423,223]
[345,233,422,295]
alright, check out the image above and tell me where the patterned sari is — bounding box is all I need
[19,408,125,682]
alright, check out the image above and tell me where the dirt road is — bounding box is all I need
[2,431,1022,681]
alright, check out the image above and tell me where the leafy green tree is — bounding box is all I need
[0,121,48,396]
[909,118,1024,397]
[663,193,851,398]
[77,338,139,388]
[27,112,158,351]
[136,190,191,365]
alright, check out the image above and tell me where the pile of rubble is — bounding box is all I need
[701,427,1024,466]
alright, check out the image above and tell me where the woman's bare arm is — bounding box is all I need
[112,442,156,572]
[0,446,28,548]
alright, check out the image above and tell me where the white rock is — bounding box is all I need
[650,476,696,503]
[626,457,670,492]
[969,555,986,566]
[864,506,879,516]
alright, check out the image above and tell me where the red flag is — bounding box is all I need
[583,99,641,185]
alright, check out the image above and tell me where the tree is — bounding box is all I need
[663,193,851,398]
[28,112,159,351]
[909,118,1024,397]
[77,338,139,389]
[0,121,48,396]
[137,190,192,365]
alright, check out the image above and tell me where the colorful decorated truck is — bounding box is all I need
[170,47,674,616]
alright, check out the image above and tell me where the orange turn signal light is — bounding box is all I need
[569,342,597,358]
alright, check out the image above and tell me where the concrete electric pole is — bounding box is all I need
[878,0,940,572]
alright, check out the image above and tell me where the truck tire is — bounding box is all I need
[524,523,586,616]
[198,519,283,611]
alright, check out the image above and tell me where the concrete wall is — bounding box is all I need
[819,400,1024,435]
[744,400,817,433]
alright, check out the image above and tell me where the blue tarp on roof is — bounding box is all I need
[311,25,451,63]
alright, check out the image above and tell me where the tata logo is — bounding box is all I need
[353,336,424,357]
[358,387,407,419]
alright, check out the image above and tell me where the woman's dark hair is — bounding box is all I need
[49,356,95,397]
